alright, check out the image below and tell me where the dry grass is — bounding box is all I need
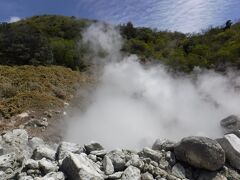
[0,65,90,118]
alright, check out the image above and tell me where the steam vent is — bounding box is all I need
[0,115,239,179]
[1,1,240,179]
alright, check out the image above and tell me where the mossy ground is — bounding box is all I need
[0,65,90,118]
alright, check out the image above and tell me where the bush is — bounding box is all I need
[0,65,89,118]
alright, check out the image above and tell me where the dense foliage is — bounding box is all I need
[0,15,91,70]
[0,15,240,72]
[120,21,240,72]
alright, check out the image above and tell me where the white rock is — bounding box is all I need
[0,153,16,171]
[103,155,114,175]
[56,142,84,161]
[32,146,56,161]
[2,129,29,157]
[107,149,126,171]
[218,134,240,170]
[60,153,103,180]
[141,172,154,180]
[142,147,163,162]
[122,166,141,180]
[17,112,29,118]
[39,158,59,174]
[125,154,144,169]
[29,137,45,149]
[88,154,97,162]
[43,172,65,180]
[108,171,123,179]
[19,175,34,180]
[25,159,39,169]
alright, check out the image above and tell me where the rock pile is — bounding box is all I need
[0,115,240,179]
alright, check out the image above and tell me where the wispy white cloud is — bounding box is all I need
[8,16,21,23]
[76,0,240,33]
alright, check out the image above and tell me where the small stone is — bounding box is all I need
[159,159,169,170]
[103,155,114,175]
[0,153,16,171]
[43,172,65,180]
[0,145,3,156]
[38,158,59,174]
[126,154,144,169]
[141,172,154,180]
[90,150,107,157]
[220,115,240,133]
[24,159,39,169]
[56,141,84,161]
[165,151,176,166]
[88,154,97,162]
[108,171,123,179]
[152,139,175,151]
[122,166,141,180]
[32,146,56,161]
[84,142,104,154]
[19,176,34,180]
[142,147,163,162]
[107,149,126,171]
[29,137,45,149]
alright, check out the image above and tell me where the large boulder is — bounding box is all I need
[217,134,240,170]
[60,153,103,180]
[121,166,141,180]
[220,115,240,133]
[174,136,225,171]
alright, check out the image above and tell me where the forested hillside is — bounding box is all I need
[0,15,240,72]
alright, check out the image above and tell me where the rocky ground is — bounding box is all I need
[0,116,240,179]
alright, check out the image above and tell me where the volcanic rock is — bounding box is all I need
[220,115,240,133]
[121,165,141,180]
[60,152,103,180]
[107,149,126,171]
[56,141,84,161]
[103,155,114,175]
[217,134,240,170]
[174,136,225,171]
[84,142,104,154]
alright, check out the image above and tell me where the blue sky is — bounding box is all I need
[0,0,240,33]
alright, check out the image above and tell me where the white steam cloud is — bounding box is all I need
[64,23,240,150]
